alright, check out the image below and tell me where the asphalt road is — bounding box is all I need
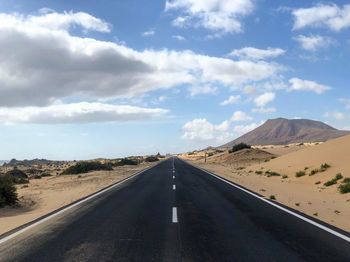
[0,157,349,261]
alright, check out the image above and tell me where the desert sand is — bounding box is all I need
[184,135,350,232]
[0,163,153,236]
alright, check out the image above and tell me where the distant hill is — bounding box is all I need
[221,118,350,147]
[3,158,66,167]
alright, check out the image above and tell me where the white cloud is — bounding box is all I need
[0,102,168,124]
[0,10,283,107]
[165,0,254,34]
[142,30,155,37]
[292,4,350,31]
[233,122,260,136]
[182,110,253,143]
[230,111,252,121]
[172,35,186,41]
[220,95,241,106]
[254,92,275,107]
[229,47,285,60]
[252,107,276,114]
[324,111,346,120]
[294,35,334,51]
[189,85,217,96]
[289,78,331,94]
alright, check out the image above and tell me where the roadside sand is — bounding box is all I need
[0,163,152,236]
[184,135,350,232]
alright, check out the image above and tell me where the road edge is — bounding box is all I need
[0,160,165,244]
[180,158,350,242]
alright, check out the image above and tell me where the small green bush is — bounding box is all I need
[0,176,18,207]
[339,182,350,194]
[62,161,113,175]
[324,174,343,187]
[282,175,288,179]
[229,143,251,153]
[145,156,159,162]
[320,163,331,171]
[266,171,281,177]
[269,195,276,200]
[309,169,319,176]
[296,171,306,177]
[342,177,350,183]
[255,170,263,175]
[114,158,138,166]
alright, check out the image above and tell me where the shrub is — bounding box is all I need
[309,169,319,176]
[315,181,321,185]
[114,158,138,166]
[323,174,343,187]
[145,156,159,162]
[295,171,306,177]
[339,182,350,194]
[342,177,350,183]
[269,195,276,200]
[61,161,113,175]
[0,176,18,207]
[335,173,343,180]
[255,170,263,175]
[5,168,29,184]
[320,163,331,171]
[266,171,281,177]
[282,175,288,179]
[207,152,214,157]
[229,143,251,153]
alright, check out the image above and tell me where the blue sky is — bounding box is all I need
[0,0,349,160]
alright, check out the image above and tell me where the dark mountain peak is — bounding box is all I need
[221,118,349,147]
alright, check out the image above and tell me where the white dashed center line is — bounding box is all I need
[172,207,178,223]
[173,175,175,179]
[173,185,176,190]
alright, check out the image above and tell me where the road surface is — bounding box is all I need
[0,157,349,261]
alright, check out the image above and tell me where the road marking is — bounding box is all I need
[173,185,176,190]
[0,162,162,245]
[173,170,175,173]
[173,175,175,179]
[172,207,178,223]
[184,160,350,243]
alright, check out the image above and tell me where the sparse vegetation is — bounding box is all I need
[324,173,343,187]
[265,171,281,177]
[61,161,113,175]
[315,181,321,185]
[309,169,319,176]
[295,171,306,177]
[228,143,251,153]
[114,158,138,166]
[0,176,18,207]
[282,175,288,179]
[255,170,263,175]
[339,177,350,194]
[145,156,159,162]
[320,163,331,171]
[269,195,276,200]
[5,169,29,184]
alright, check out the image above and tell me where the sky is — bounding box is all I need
[0,0,349,160]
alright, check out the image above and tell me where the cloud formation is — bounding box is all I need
[0,10,282,107]
[289,78,331,94]
[229,47,285,60]
[294,35,334,51]
[165,0,254,34]
[220,95,241,106]
[292,4,350,31]
[182,110,255,143]
[0,102,168,124]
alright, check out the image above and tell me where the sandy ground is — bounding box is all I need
[0,163,153,236]
[183,136,350,232]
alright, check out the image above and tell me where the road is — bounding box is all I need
[0,157,349,261]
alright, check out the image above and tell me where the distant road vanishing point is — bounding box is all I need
[0,157,349,261]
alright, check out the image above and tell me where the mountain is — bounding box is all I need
[3,158,66,167]
[221,118,350,147]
